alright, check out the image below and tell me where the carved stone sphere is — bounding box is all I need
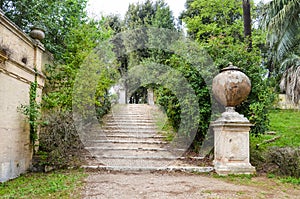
[29,28,45,41]
[212,65,251,107]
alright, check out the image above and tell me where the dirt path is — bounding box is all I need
[82,171,300,199]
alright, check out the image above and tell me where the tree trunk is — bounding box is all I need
[243,0,252,51]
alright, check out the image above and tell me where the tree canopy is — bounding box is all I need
[262,0,300,104]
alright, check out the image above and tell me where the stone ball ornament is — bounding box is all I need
[29,27,45,41]
[212,63,251,108]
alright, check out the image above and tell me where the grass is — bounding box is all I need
[251,109,300,148]
[0,169,87,199]
[250,109,300,185]
[213,174,254,185]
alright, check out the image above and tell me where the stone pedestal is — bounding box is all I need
[212,108,256,175]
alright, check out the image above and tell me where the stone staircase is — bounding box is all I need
[82,104,213,172]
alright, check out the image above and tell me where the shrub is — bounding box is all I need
[37,111,86,170]
[266,147,300,178]
[251,146,300,178]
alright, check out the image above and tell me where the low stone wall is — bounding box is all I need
[277,94,299,110]
[0,11,45,182]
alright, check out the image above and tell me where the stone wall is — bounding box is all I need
[0,11,45,182]
[277,94,299,110]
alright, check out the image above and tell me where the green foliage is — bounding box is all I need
[181,0,275,135]
[0,170,86,198]
[261,0,300,104]
[18,73,41,150]
[252,110,300,147]
[155,54,211,147]
[250,110,300,178]
[42,20,115,113]
[123,0,176,66]
[0,0,88,59]
[181,0,243,41]
[262,0,300,62]
[38,111,85,169]
[280,176,300,185]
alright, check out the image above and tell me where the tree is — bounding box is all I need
[43,19,115,111]
[115,0,176,103]
[123,0,176,63]
[180,0,244,42]
[181,0,275,135]
[262,0,300,104]
[0,0,88,59]
[262,0,300,62]
[243,0,252,50]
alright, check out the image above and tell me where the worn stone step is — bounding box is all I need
[86,134,165,139]
[86,149,176,157]
[104,122,156,126]
[84,133,162,139]
[85,157,176,167]
[87,140,168,144]
[89,155,178,160]
[82,165,214,173]
[83,142,168,149]
[91,129,158,134]
[103,119,155,123]
[84,136,165,143]
[85,146,185,152]
[101,126,157,130]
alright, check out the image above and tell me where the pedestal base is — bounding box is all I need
[214,162,256,175]
[212,108,256,175]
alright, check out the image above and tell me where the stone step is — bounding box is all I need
[101,126,157,130]
[85,147,186,152]
[86,148,177,157]
[89,155,178,160]
[82,165,214,173]
[104,122,156,126]
[86,140,168,144]
[84,133,161,139]
[84,136,165,143]
[105,115,153,118]
[85,157,177,167]
[103,120,155,123]
[86,134,166,139]
[90,129,158,134]
[103,119,155,122]
[83,142,168,149]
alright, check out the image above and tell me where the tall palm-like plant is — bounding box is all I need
[262,0,300,104]
[280,54,300,104]
[262,0,300,61]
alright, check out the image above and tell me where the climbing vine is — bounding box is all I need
[18,71,41,151]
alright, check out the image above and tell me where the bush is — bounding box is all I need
[37,111,86,170]
[266,147,300,178]
[251,146,300,178]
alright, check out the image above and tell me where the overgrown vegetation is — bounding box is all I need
[0,170,86,198]
[251,110,300,178]
[37,111,86,170]
[181,0,275,136]
[18,71,41,153]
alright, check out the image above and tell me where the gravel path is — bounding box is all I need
[82,171,300,199]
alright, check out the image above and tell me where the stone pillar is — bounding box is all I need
[212,63,256,175]
[118,88,126,104]
[212,108,255,175]
[147,88,154,105]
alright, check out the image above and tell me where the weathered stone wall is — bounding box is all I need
[0,11,45,182]
[277,94,299,110]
